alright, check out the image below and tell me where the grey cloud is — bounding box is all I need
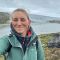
[0,0,60,17]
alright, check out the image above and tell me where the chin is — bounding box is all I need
[17,31,23,33]
[17,31,22,33]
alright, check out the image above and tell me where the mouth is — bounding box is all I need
[16,26,25,30]
[16,26,24,28]
[16,27,24,29]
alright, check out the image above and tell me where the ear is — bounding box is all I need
[29,19,31,23]
[28,19,31,28]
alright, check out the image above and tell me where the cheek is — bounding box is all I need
[11,21,17,26]
[24,22,30,27]
[26,20,30,26]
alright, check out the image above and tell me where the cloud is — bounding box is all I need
[0,0,60,17]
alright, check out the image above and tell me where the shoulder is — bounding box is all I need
[0,35,8,39]
[0,35,10,43]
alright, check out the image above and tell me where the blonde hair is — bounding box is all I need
[11,8,29,19]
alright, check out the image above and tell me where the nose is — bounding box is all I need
[17,19,22,25]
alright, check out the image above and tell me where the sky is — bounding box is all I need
[0,0,60,17]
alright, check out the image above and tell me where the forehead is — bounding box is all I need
[12,11,28,18]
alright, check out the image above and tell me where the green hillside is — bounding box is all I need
[0,12,9,24]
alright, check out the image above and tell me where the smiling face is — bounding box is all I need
[11,10,31,37]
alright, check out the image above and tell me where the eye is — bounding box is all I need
[20,18,26,22]
[13,18,18,21]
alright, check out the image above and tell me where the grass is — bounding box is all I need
[45,48,60,60]
[0,55,4,60]
[40,33,60,60]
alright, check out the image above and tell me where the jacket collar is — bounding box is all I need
[8,27,38,48]
[8,35,22,48]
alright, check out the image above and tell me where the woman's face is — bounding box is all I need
[11,11,31,35]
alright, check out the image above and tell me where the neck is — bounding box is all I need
[21,31,27,37]
[21,28,30,37]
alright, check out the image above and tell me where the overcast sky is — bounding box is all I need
[0,0,60,17]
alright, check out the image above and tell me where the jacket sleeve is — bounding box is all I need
[0,35,10,55]
[37,39,45,60]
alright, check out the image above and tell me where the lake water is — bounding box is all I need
[0,23,60,37]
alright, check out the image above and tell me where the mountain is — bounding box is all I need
[29,14,60,23]
[0,12,9,24]
[0,12,60,24]
[48,20,60,24]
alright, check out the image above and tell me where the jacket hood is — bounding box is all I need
[8,24,38,48]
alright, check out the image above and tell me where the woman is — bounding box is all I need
[0,8,45,60]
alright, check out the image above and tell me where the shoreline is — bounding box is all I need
[0,24,9,28]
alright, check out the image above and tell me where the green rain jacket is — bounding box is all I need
[0,32,45,60]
